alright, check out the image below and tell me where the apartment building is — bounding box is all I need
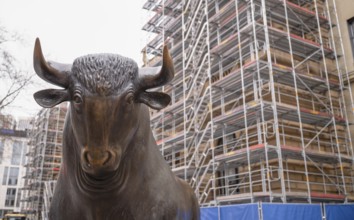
[0,127,28,218]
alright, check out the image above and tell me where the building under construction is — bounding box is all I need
[142,0,354,205]
[21,103,67,220]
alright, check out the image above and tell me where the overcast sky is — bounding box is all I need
[0,0,152,118]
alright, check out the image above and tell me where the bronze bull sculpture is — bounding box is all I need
[33,38,200,220]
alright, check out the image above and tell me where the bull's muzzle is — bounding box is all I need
[84,150,111,166]
[81,149,117,176]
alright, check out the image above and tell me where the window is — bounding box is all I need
[21,143,27,165]
[6,188,16,195]
[2,167,19,186]
[348,17,354,58]
[5,188,16,207]
[11,141,22,165]
[2,167,8,185]
[7,168,19,185]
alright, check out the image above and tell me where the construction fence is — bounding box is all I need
[201,203,354,220]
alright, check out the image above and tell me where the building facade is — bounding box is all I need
[21,103,67,220]
[335,0,354,140]
[0,127,28,218]
[143,0,354,205]
[0,114,16,130]
[335,0,354,73]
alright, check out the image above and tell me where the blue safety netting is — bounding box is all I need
[201,203,258,220]
[220,204,258,220]
[325,204,354,220]
[200,207,218,220]
[262,203,322,220]
[200,203,354,220]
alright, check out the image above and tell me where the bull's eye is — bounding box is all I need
[73,94,82,104]
[73,92,83,113]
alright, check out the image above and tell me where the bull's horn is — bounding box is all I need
[33,38,70,88]
[138,45,174,90]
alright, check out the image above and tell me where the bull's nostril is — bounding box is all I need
[83,150,91,167]
[102,151,111,166]
[86,152,93,163]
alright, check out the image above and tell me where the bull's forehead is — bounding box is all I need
[71,54,138,96]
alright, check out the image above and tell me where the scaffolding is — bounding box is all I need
[142,0,354,205]
[21,103,67,220]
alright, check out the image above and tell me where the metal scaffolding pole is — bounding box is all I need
[182,0,188,181]
[282,0,312,203]
[234,0,253,203]
[260,0,287,203]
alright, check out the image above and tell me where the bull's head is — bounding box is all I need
[33,38,174,177]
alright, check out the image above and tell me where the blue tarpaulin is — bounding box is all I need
[262,204,322,220]
[325,204,354,220]
[200,203,354,220]
[200,207,218,220]
[201,204,258,220]
[220,204,259,220]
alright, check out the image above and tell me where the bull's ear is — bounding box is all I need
[34,89,69,108]
[137,92,171,110]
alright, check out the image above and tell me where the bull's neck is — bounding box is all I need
[61,106,152,197]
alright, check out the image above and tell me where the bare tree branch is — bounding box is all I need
[0,24,33,112]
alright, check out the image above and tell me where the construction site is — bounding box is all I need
[21,103,67,220]
[142,0,354,205]
[16,0,354,219]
